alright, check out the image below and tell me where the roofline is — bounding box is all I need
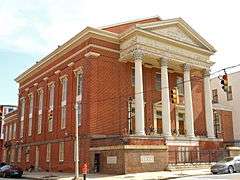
[15,27,119,83]
[99,15,161,30]
[120,26,215,56]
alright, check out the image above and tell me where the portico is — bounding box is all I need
[120,18,216,140]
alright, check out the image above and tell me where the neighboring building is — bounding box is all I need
[2,110,18,164]
[0,105,17,162]
[0,105,17,139]
[211,71,239,145]
[10,16,224,174]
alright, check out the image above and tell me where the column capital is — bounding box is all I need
[132,49,144,62]
[203,69,211,77]
[160,58,169,66]
[183,64,191,71]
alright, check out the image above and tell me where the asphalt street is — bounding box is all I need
[177,173,240,180]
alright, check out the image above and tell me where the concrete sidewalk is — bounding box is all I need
[23,168,211,180]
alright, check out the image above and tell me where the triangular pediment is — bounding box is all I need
[137,18,216,53]
[151,25,201,47]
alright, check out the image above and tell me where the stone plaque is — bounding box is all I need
[107,156,117,164]
[140,155,154,163]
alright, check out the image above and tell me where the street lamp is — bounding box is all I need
[75,103,79,180]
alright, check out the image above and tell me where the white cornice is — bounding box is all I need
[121,27,214,56]
[15,27,119,83]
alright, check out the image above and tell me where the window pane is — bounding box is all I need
[155,73,161,91]
[227,86,233,101]
[212,89,218,103]
[61,106,66,129]
[131,68,135,86]
[176,77,184,95]
[62,78,68,102]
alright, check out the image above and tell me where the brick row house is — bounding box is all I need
[1,16,234,174]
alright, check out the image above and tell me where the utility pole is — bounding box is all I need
[75,103,79,180]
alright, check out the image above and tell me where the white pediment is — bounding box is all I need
[137,18,216,53]
[151,25,200,47]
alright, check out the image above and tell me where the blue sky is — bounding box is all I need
[1,0,240,105]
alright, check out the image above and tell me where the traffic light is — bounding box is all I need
[170,87,179,104]
[220,74,228,92]
[48,110,53,120]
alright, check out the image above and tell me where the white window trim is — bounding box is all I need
[48,82,55,110]
[9,124,12,140]
[46,143,51,162]
[38,89,43,134]
[175,105,185,136]
[59,142,64,162]
[153,102,162,134]
[20,98,25,121]
[28,93,34,118]
[155,72,161,91]
[17,147,21,163]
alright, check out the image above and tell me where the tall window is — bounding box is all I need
[13,123,16,139]
[213,110,221,137]
[48,84,55,132]
[155,110,162,134]
[17,147,21,162]
[37,89,43,134]
[176,76,184,95]
[131,67,135,86]
[76,72,83,126]
[26,146,30,162]
[10,148,15,163]
[5,125,8,141]
[20,98,25,138]
[28,94,33,136]
[61,77,68,129]
[155,73,161,91]
[178,112,185,135]
[212,89,218,103]
[59,142,64,162]
[128,98,135,134]
[46,143,51,162]
[9,124,12,140]
[227,86,233,101]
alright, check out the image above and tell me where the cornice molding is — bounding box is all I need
[15,27,119,84]
[84,51,100,58]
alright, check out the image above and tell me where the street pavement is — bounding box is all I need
[177,172,240,180]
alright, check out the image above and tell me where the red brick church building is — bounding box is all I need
[2,16,234,174]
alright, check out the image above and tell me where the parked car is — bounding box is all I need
[211,156,240,174]
[0,162,7,168]
[0,164,23,178]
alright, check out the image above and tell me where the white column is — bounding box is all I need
[161,58,172,137]
[204,69,215,138]
[184,64,195,138]
[133,49,145,136]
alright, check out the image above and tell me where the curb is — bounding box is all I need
[160,172,212,179]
